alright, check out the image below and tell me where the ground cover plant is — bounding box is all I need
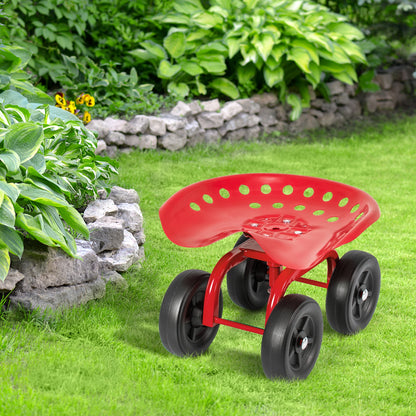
[0,114,415,415]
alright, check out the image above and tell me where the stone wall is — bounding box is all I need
[89,65,416,156]
[0,186,145,312]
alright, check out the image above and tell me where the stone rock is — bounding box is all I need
[319,112,337,127]
[98,230,140,272]
[161,115,186,132]
[338,99,362,119]
[88,216,125,254]
[375,73,394,90]
[327,80,345,96]
[197,112,223,129]
[11,241,99,292]
[105,131,126,146]
[0,269,24,291]
[275,105,288,121]
[311,99,337,113]
[170,101,192,117]
[188,101,202,115]
[246,125,262,139]
[364,91,395,113]
[9,279,106,312]
[259,107,278,126]
[109,186,139,204]
[226,128,247,141]
[200,99,220,112]
[390,65,413,82]
[158,130,187,151]
[289,113,320,133]
[204,129,221,144]
[335,93,351,105]
[133,134,157,150]
[101,270,128,290]
[87,119,110,139]
[125,115,149,134]
[133,230,146,245]
[147,116,167,136]
[83,198,118,223]
[235,99,260,114]
[103,117,129,133]
[220,101,244,121]
[105,146,118,159]
[224,113,252,131]
[251,92,278,107]
[95,139,107,155]
[117,203,143,234]
[124,135,141,147]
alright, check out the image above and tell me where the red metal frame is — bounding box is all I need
[202,238,339,335]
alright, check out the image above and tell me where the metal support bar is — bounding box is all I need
[214,317,264,335]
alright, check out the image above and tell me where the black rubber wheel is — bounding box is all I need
[261,294,323,380]
[326,250,380,335]
[159,269,222,357]
[226,234,269,310]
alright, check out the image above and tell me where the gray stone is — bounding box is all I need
[319,112,337,127]
[95,139,107,155]
[226,128,247,141]
[147,116,167,136]
[251,92,278,107]
[311,99,337,113]
[335,93,351,105]
[275,105,288,121]
[327,80,345,96]
[188,101,203,115]
[224,113,251,131]
[158,130,187,151]
[345,84,357,97]
[98,230,140,272]
[246,125,262,139]
[220,101,244,121]
[105,146,118,159]
[375,73,394,90]
[289,113,320,133]
[125,115,149,134]
[204,129,221,144]
[124,135,141,147]
[103,117,129,133]
[161,115,186,132]
[200,99,220,112]
[117,203,143,234]
[11,241,99,292]
[87,119,110,139]
[133,230,146,246]
[83,199,118,223]
[137,134,157,150]
[0,269,24,291]
[197,112,224,129]
[109,186,139,204]
[259,107,278,126]
[101,270,128,290]
[235,99,260,114]
[185,120,205,146]
[170,101,192,117]
[105,131,126,146]
[9,279,106,312]
[88,216,125,253]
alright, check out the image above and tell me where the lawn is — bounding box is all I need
[1,115,415,415]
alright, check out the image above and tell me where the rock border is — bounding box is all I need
[89,65,416,156]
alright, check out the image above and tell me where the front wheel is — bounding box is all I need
[261,294,323,380]
[159,269,222,357]
[326,250,380,335]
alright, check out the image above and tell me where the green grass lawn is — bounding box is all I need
[1,115,415,415]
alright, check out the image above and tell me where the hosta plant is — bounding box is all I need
[131,0,368,119]
[0,90,118,281]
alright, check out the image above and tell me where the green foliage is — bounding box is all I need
[130,0,367,119]
[0,90,118,281]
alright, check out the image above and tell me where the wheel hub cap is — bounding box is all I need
[359,287,369,302]
[300,336,308,351]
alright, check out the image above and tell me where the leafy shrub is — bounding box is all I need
[0,90,118,281]
[130,0,367,119]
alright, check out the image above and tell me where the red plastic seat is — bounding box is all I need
[159,173,380,270]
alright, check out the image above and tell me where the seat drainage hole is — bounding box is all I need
[313,210,325,216]
[190,202,200,211]
[351,204,360,213]
[203,194,213,204]
[323,192,333,202]
[283,185,293,195]
[303,187,314,197]
[239,184,250,195]
[261,184,272,194]
[355,212,364,221]
[219,188,230,199]
[338,197,349,207]
[273,202,284,209]
[294,205,306,211]
[327,216,339,222]
[249,202,261,209]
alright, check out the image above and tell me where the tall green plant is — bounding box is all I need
[130,0,367,119]
[0,90,118,281]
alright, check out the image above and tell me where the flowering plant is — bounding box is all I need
[55,92,95,123]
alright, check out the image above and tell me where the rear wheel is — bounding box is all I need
[226,235,269,310]
[326,250,380,335]
[159,269,222,356]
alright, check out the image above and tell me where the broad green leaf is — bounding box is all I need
[241,45,258,65]
[180,61,204,76]
[5,104,31,123]
[140,40,167,60]
[16,183,69,208]
[237,63,257,85]
[0,243,10,282]
[199,59,226,75]
[129,48,155,62]
[264,67,284,87]
[186,29,211,43]
[0,225,23,258]
[196,78,207,95]
[58,205,89,239]
[0,105,11,126]
[328,22,364,41]
[254,33,275,62]
[320,46,351,65]
[226,37,243,59]
[158,60,182,79]
[287,93,302,121]
[288,47,311,73]
[10,79,53,104]
[4,123,44,164]
[0,195,15,228]
[167,82,190,97]
[0,150,21,173]
[209,5,229,19]
[210,78,240,99]
[292,39,320,65]
[22,153,47,174]
[196,42,228,56]
[173,0,203,14]
[164,32,186,59]
[271,44,287,63]
[337,39,367,64]
[0,180,19,203]
[305,32,333,52]
[193,11,223,28]
[306,61,322,87]
[15,212,56,247]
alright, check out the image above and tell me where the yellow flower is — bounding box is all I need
[83,111,91,123]
[76,93,85,105]
[84,94,95,107]
[66,101,77,114]
[55,93,66,107]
